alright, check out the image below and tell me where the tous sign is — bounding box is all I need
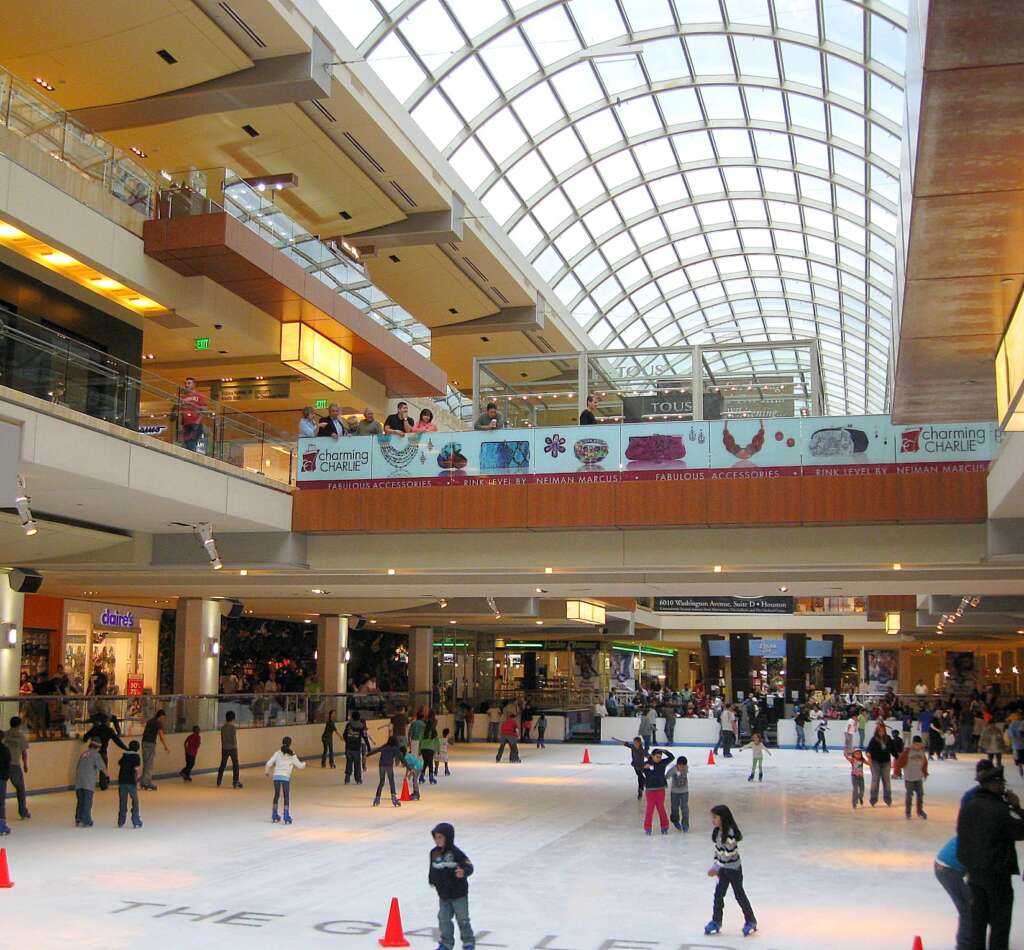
[100,608,135,629]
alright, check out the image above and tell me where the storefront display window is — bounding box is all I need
[61,602,160,694]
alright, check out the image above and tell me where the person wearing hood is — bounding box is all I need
[428,822,475,950]
[956,764,1024,950]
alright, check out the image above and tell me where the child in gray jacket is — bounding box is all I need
[75,740,108,827]
[669,755,689,832]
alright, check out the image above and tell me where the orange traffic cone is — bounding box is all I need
[378,897,410,947]
[707,749,716,766]
[911,938,923,950]
[399,775,412,802]
[582,748,591,764]
[0,848,13,888]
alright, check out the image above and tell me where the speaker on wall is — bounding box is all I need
[352,616,366,631]
[226,601,244,619]
[8,568,41,593]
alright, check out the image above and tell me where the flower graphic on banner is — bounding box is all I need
[544,434,566,458]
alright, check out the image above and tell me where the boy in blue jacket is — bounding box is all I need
[429,822,475,950]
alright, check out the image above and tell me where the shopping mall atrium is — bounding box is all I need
[0,1,1023,948]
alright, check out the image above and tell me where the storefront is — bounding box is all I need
[61,601,161,694]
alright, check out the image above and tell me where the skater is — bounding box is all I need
[641,748,676,835]
[0,728,10,835]
[793,707,808,750]
[622,737,646,800]
[844,747,866,808]
[321,710,340,768]
[216,710,243,788]
[741,732,771,782]
[139,709,169,790]
[704,805,757,937]
[75,739,108,827]
[844,713,858,753]
[439,727,452,776]
[180,725,201,782]
[669,755,689,832]
[943,725,958,760]
[856,708,868,749]
[117,739,143,828]
[979,719,1005,768]
[81,713,128,791]
[2,716,30,820]
[813,716,829,753]
[496,714,520,762]
[429,822,475,950]
[486,702,501,742]
[266,736,305,823]
[865,721,894,807]
[956,764,1024,950]
[367,736,403,806]
[1009,714,1024,777]
[343,710,371,784]
[409,710,427,757]
[403,747,424,800]
[935,835,971,950]
[718,705,736,757]
[890,726,905,777]
[536,713,547,748]
[420,722,440,783]
[896,735,928,819]
[663,703,677,744]
[521,704,534,743]
[639,706,657,752]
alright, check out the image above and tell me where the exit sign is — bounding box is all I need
[315,398,328,410]
[194,337,210,350]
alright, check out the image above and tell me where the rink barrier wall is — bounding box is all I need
[6,716,454,798]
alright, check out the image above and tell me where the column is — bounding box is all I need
[174,598,221,729]
[408,626,433,707]
[317,615,349,722]
[0,574,25,726]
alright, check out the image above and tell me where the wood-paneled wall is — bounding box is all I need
[292,468,989,533]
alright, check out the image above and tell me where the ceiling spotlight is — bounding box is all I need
[535,588,547,594]
[892,562,902,571]
[387,568,396,575]
[544,567,553,574]
[449,619,457,625]
[15,475,36,536]
[778,586,788,593]
[33,77,55,92]
[713,565,723,573]
[130,146,147,159]
[535,620,544,625]
[239,569,248,576]
[438,598,448,609]
[311,588,324,594]
[369,619,377,624]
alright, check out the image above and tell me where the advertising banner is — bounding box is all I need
[865,648,899,691]
[126,674,144,696]
[619,421,709,481]
[800,415,897,475]
[945,651,978,699]
[533,423,622,484]
[654,596,794,614]
[610,650,635,692]
[298,436,373,487]
[896,421,996,470]
[708,418,802,476]
[573,648,600,690]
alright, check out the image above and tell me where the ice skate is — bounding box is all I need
[704,921,721,935]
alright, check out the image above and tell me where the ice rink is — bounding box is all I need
[1,741,1019,950]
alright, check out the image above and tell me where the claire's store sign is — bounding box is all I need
[93,606,141,633]
[295,414,998,490]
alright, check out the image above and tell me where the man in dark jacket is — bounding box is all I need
[956,765,1024,950]
[342,710,371,785]
[81,713,128,790]
[429,822,475,950]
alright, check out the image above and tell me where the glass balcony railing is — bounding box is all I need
[0,65,158,217]
[0,305,296,483]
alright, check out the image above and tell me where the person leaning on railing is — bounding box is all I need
[473,403,503,430]
[175,376,208,453]
[299,406,319,438]
[317,403,349,439]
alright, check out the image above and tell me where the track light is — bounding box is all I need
[195,522,223,570]
[15,475,36,536]
[438,598,448,609]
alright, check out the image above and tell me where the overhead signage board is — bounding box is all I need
[654,596,794,614]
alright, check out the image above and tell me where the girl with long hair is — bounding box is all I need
[704,804,757,937]
[265,736,305,824]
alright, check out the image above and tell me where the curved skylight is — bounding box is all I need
[326,0,908,414]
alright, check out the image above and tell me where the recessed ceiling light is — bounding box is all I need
[778,586,788,593]
[387,568,396,575]
[43,251,77,266]
[369,619,377,624]
[130,146,147,159]
[892,562,902,571]
[0,223,26,239]
[535,620,544,625]
[33,77,55,92]
[449,619,457,625]
[311,588,324,594]
[713,565,722,573]
[239,569,247,576]
[544,567,553,574]
[304,619,311,624]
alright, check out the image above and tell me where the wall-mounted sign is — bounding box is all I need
[749,638,787,657]
[315,398,329,410]
[92,605,141,634]
[193,337,210,350]
[654,596,794,614]
[138,424,167,436]
[217,382,290,402]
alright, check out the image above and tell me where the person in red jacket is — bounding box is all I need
[496,715,521,763]
[180,725,201,783]
[177,377,208,452]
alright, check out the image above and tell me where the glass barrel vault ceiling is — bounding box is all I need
[326,0,908,414]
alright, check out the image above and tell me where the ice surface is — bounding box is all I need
[1,744,1019,950]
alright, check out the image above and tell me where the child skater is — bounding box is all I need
[420,723,440,784]
[265,736,305,824]
[741,731,771,782]
[438,728,452,777]
[622,737,646,800]
[536,713,547,748]
[890,726,905,778]
[180,725,201,782]
[813,716,829,753]
[641,748,676,836]
[403,747,424,800]
[429,822,475,950]
[117,740,143,829]
[704,804,757,937]
[669,755,689,832]
[367,735,403,807]
[844,747,866,808]
[895,735,928,820]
